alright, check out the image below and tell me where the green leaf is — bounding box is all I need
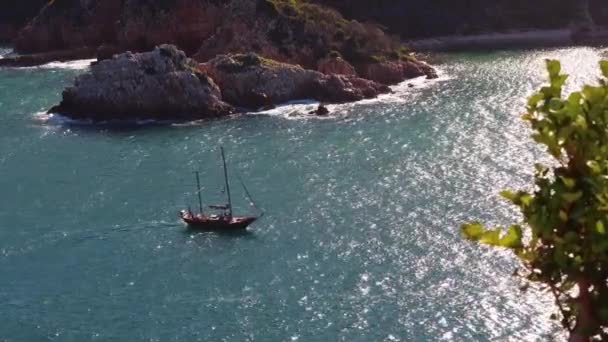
[567,91,582,105]
[600,60,608,78]
[480,229,501,245]
[550,74,568,89]
[527,92,545,107]
[548,98,563,112]
[582,85,606,105]
[587,160,601,174]
[574,115,588,129]
[459,60,608,313]
[499,225,523,248]
[461,222,485,240]
[500,190,517,202]
[597,220,606,235]
[546,59,561,77]
[559,176,576,188]
[562,191,583,203]
[520,194,533,206]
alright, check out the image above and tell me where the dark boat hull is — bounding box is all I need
[181,214,257,231]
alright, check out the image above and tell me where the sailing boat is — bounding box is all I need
[180,147,261,230]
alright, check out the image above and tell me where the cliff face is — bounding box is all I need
[0,0,47,42]
[15,0,408,62]
[14,0,122,52]
[13,0,436,81]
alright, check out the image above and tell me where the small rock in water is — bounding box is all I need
[309,104,330,116]
[407,83,415,88]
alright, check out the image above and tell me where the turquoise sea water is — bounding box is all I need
[1,47,605,341]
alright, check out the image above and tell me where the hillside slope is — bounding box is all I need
[316,0,601,38]
[11,0,436,83]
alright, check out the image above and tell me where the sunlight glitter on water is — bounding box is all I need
[2,47,606,341]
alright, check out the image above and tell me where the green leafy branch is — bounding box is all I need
[461,59,608,341]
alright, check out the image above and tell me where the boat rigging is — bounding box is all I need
[180,147,261,230]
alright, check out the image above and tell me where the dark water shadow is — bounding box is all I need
[39,109,270,135]
[71,220,179,245]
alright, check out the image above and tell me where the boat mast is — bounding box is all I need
[220,147,233,217]
[195,171,203,214]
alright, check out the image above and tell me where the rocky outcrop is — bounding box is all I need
[312,74,390,102]
[317,56,357,76]
[200,53,319,108]
[200,53,390,109]
[357,60,437,85]
[118,0,225,54]
[0,24,19,43]
[49,45,233,121]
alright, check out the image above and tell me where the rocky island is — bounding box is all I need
[48,45,234,121]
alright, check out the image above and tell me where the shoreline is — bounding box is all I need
[2,29,605,68]
[405,29,608,52]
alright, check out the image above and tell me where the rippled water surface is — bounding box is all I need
[1,47,606,341]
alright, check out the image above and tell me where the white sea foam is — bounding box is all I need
[252,69,449,120]
[0,47,13,58]
[1,58,94,71]
[33,112,87,125]
[37,59,96,70]
[250,99,327,120]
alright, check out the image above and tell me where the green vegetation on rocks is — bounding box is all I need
[261,0,409,64]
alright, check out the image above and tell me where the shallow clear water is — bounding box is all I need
[1,47,605,341]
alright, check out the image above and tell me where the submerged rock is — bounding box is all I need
[49,45,233,121]
[201,53,390,109]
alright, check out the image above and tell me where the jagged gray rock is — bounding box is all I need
[49,44,233,121]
